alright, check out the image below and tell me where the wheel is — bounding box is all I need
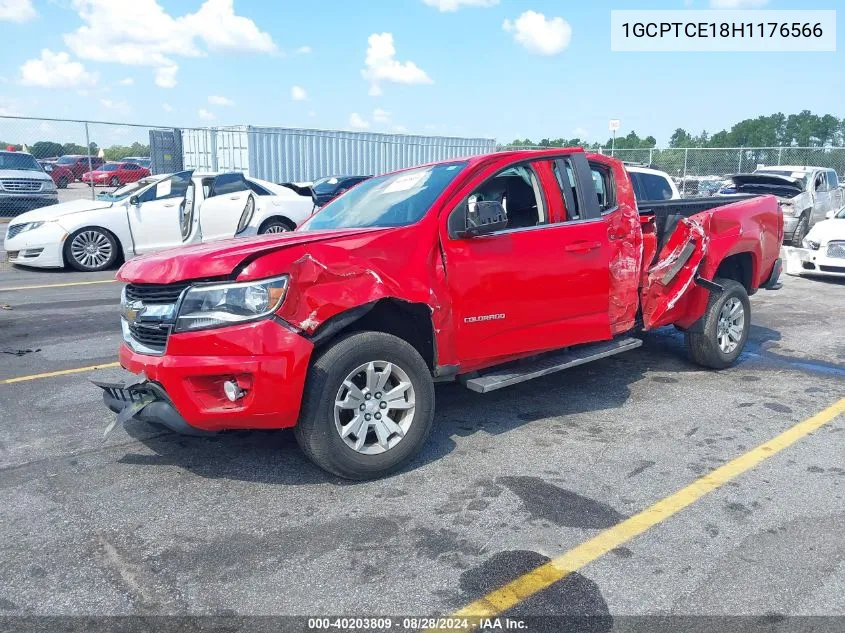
[259,218,294,234]
[57,177,68,189]
[110,177,120,187]
[792,214,809,246]
[64,227,118,272]
[684,278,750,369]
[294,331,435,480]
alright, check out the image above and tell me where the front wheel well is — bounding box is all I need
[715,252,754,294]
[258,216,296,232]
[61,225,125,268]
[310,299,435,372]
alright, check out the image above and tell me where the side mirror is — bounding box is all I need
[453,199,508,237]
[129,195,139,206]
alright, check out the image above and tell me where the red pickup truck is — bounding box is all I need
[98,149,783,479]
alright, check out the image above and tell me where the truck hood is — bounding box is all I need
[0,169,52,182]
[730,173,804,197]
[9,198,114,223]
[117,227,391,284]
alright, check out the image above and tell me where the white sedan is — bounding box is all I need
[790,207,845,278]
[3,170,314,271]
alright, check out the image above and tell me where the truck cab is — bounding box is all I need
[102,149,783,479]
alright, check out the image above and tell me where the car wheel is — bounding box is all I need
[294,331,435,480]
[57,177,68,189]
[685,278,750,369]
[258,218,294,234]
[110,177,120,187]
[792,214,809,246]
[64,227,119,272]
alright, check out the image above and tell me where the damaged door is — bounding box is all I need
[640,213,708,329]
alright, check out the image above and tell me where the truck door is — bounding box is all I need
[198,172,251,241]
[441,152,612,365]
[127,170,193,254]
[811,171,831,226]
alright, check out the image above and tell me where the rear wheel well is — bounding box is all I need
[715,252,753,294]
[259,216,296,232]
[311,299,435,372]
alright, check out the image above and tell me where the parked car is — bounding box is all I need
[96,149,783,479]
[82,161,151,187]
[790,207,845,278]
[55,154,104,180]
[0,150,58,217]
[626,165,681,201]
[722,166,844,245]
[122,156,151,170]
[311,175,372,207]
[3,171,313,271]
[38,160,74,189]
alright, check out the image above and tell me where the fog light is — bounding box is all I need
[223,380,244,402]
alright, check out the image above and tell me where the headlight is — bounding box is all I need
[9,221,46,236]
[778,202,798,217]
[174,275,289,332]
[803,238,820,250]
[236,194,255,234]
[42,180,56,191]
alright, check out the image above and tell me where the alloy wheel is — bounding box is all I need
[70,230,113,269]
[716,297,745,354]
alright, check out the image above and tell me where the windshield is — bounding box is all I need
[302,162,467,231]
[56,156,78,165]
[313,177,343,194]
[99,163,120,172]
[0,153,42,171]
[96,178,154,202]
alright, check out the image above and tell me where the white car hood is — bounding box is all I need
[10,198,115,223]
[805,219,845,245]
[0,169,53,182]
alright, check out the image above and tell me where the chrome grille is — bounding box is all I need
[1,179,43,192]
[826,241,845,259]
[122,282,191,353]
[125,282,191,304]
[5,224,26,240]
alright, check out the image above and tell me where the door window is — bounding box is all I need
[638,172,675,201]
[466,164,547,230]
[138,172,192,203]
[210,173,249,196]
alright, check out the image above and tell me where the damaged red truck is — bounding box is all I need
[99,149,783,479]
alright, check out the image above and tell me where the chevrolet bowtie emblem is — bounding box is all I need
[121,301,146,324]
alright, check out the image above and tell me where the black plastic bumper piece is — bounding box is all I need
[761,258,783,290]
[95,379,214,436]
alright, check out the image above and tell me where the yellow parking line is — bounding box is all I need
[448,397,845,620]
[0,279,118,292]
[1,362,121,384]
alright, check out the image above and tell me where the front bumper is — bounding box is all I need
[3,224,67,268]
[786,246,845,278]
[0,193,59,217]
[111,318,314,432]
[782,215,800,241]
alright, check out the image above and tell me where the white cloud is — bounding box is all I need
[422,0,497,11]
[162,102,173,112]
[198,108,214,121]
[99,98,130,114]
[0,97,20,116]
[709,0,768,6]
[295,45,312,54]
[0,0,35,22]
[503,11,572,55]
[117,77,134,86]
[372,108,391,124]
[573,127,588,138]
[155,65,178,88]
[291,85,307,101]
[362,32,432,96]
[208,94,234,106]
[349,112,369,129]
[63,0,277,89]
[19,49,99,88]
[393,124,407,133]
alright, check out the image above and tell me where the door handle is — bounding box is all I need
[564,240,602,253]
[163,203,176,208]
[229,195,241,200]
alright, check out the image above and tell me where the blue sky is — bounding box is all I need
[0,0,842,147]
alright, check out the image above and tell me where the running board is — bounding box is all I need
[461,337,643,394]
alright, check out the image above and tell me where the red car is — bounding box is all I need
[81,161,150,187]
[38,161,75,189]
[100,149,783,479]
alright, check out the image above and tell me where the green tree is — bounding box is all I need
[29,141,64,158]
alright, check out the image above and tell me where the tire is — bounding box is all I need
[57,177,68,189]
[258,217,294,234]
[294,331,435,480]
[684,278,750,369]
[110,177,120,187]
[64,227,119,272]
[791,214,809,246]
